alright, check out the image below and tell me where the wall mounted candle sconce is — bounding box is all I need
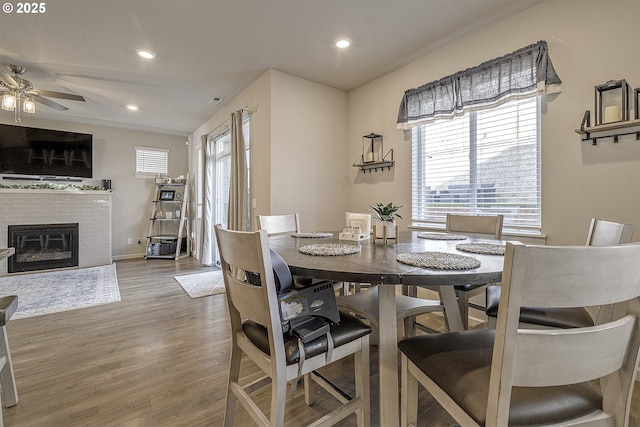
[353,132,395,172]
[595,79,629,125]
[362,133,383,163]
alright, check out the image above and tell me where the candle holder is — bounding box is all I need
[595,79,629,125]
[362,133,383,163]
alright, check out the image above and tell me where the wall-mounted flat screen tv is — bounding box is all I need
[0,124,93,179]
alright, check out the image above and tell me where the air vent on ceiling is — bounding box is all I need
[208,96,223,105]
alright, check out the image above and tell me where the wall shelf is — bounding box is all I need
[575,116,640,145]
[353,149,394,173]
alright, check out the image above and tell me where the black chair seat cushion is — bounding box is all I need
[485,285,595,328]
[243,311,371,365]
[454,284,485,292]
[0,295,18,326]
[398,330,602,426]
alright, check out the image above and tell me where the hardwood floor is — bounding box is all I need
[2,257,639,426]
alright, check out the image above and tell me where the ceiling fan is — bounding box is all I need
[0,64,85,122]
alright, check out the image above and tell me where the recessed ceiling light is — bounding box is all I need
[126,105,139,111]
[335,38,352,49]
[136,49,156,59]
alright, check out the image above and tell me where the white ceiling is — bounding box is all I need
[0,0,542,136]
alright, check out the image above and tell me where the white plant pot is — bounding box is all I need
[374,220,396,239]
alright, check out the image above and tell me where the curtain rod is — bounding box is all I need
[205,105,257,137]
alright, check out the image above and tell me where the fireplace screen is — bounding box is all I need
[7,223,79,273]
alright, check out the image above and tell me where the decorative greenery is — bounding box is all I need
[0,182,105,191]
[369,202,403,222]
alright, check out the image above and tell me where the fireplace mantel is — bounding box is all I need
[0,190,112,275]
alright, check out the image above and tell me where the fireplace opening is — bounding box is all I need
[8,223,79,273]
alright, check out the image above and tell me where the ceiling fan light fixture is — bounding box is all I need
[23,98,35,114]
[136,49,156,60]
[2,93,16,111]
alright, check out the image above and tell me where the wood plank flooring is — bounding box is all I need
[2,257,639,426]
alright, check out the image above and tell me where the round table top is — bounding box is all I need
[268,230,505,287]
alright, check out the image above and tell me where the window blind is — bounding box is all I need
[411,97,540,231]
[135,146,169,176]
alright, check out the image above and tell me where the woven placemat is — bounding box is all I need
[417,232,467,240]
[456,243,505,256]
[299,243,361,256]
[397,251,480,270]
[291,232,334,238]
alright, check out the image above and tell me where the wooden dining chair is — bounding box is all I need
[485,217,635,329]
[444,213,503,329]
[336,285,446,342]
[214,225,372,427]
[399,241,640,427]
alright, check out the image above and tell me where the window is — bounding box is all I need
[135,146,169,177]
[411,97,540,232]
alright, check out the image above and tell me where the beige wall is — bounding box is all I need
[0,116,188,259]
[270,70,348,231]
[347,0,640,245]
[189,69,348,258]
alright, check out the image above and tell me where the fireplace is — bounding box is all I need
[7,223,79,273]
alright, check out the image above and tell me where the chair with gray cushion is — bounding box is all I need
[485,218,634,329]
[215,225,371,427]
[399,241,640,427]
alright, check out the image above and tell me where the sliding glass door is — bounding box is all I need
[202,116,250,265]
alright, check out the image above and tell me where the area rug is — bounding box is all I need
[0,264,121,319]
[174,269,225,298]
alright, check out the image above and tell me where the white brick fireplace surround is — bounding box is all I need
[0,189,112,275]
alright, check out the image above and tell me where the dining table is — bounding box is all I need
[268,230,506,427]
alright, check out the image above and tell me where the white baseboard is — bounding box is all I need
[112,253,146,261]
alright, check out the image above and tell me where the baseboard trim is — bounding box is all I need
[112,253,146,261]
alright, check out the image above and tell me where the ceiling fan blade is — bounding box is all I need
[0,71,19,88]
[35,89,85,102]
[33,95,69,111]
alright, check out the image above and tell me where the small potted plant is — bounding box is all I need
[369,202,403,238]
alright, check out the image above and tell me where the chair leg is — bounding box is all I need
[0,327,17,407]
[223,345,242,427]
[401,355,418,427]
[403,316,416,337]
[456,290,470,330]
[487,316,497,329]
[270,372,287,427]
[304,373,314,405]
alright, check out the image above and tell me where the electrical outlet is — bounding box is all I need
[137,238,142,244]
[127,238,132,245]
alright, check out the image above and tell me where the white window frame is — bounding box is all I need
[411,97,541,234]
[135,146,169,178]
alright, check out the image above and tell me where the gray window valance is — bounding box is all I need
[397,40,562,129]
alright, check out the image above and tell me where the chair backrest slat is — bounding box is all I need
[587,218,634,246]
[513,244,640,308]
[257,214,301,236]
[512,315,635,386]
[446,214,503,240]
